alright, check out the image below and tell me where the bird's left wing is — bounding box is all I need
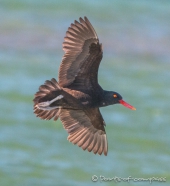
[58,17,103,90]
[59,108,108,156]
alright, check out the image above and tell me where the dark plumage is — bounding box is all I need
[33,17,136,156]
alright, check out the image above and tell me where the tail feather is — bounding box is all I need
[33,78,61,121]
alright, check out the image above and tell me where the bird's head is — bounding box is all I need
[103,91,136,110]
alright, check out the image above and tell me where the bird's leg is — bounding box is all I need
[36,95,64,110]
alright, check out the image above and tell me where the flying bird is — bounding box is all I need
[33,17,136,156]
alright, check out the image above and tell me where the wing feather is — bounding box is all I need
[59,17,103,89]
[59,108,108,156]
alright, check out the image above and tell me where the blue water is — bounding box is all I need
[1,0,170,185]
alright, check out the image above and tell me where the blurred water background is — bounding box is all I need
[0,0,170,185]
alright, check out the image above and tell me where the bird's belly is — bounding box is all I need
[62,88,92,109]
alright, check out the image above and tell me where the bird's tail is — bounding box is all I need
[33,78,62,121]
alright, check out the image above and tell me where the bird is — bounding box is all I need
[33,16,136,156]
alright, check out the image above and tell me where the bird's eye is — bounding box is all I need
[113,94,117,98]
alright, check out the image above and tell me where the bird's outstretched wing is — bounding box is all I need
[59,108,108,156]
[58,17,103,90]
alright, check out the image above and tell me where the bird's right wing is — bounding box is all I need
[59,108,108,156]
[58,17,103,90]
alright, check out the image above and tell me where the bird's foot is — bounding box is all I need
[36,95,64,110]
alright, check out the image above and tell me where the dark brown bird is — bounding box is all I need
[33,17,136,156]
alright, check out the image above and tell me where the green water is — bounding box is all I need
[1,0,170,185]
